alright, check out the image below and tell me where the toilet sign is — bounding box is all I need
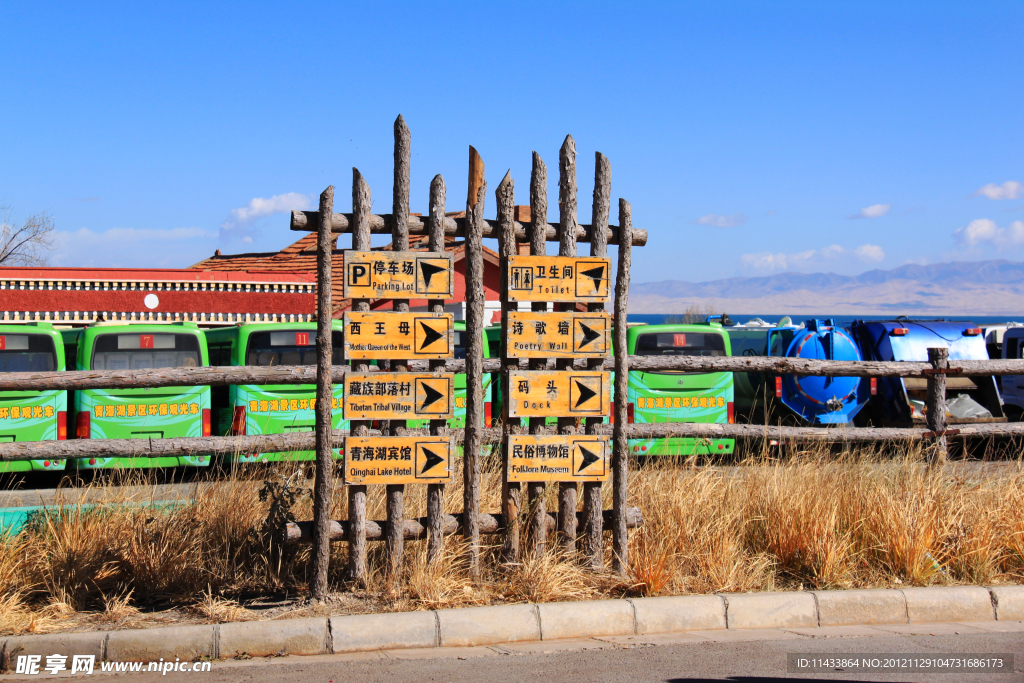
[343,251,453,300]
[506,256,611,303]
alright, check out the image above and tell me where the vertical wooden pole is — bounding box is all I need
[528,151,548,558]
[311,185,335,600]
[347,169,372,585]
[496,171,521,563]
[556,135,578,554]
[926,347,949,465]
[385,114,411,583]
[612,198,632,576]
[426,174,447,563]
[463,146,486,580]
[582,151,610,569]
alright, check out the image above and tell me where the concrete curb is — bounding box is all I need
[2,585,1021,664]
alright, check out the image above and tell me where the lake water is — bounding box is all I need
[628,313,1022,327]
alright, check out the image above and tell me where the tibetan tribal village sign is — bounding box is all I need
[343,372,454,420]
[506,311,610,358]
[344,436,454,485]
[507,370,610,418]
[506,256,611,303]
[506,435,610,483]
[343,251,454,300]
[343,312,454,360]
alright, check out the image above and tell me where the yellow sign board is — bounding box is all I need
[506,435,610,482]
[507,370,610,417]
[343,372,454,420]
[343,436,453,485]
[506,256,611,303]
[343,251,454,300]
[506,311,610,358]
[342,312,454,360]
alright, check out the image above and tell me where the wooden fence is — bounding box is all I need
[3,115,1024,598]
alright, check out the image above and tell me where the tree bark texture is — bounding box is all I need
[463,146,486,580]
[528,152,548,558]
[612,199,632,576]
[426,173,447,564]
[927,347,950,464]
[347,168,373,586]
[496,171,522,563]
[285,507,644,545]
[556,137,578,555]
[582,150,611,569]
[290,210,649,246]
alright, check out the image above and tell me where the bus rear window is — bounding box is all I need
[453,330,465,359]
[636,332,726,357]
[246,330,344,366]
[0,334,57,372]
[92,333,202,370]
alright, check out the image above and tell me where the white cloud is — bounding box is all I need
[741,243,886,272]
[973,181,1024,200]
[52,226,218,268]
[220,192,312,242]
[847,203,891,219]
[953,218,1024,247]
[692,212,747,228]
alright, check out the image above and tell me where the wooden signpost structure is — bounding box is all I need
[303,115,642,596]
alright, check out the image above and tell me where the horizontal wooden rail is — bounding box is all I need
[290,210,648,246]
[284,507,644,544]
[5,422,1024,461]
[4,356,1024,392]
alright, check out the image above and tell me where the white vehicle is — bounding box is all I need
[999,326,1024,421]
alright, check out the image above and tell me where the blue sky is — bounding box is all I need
[1,2,1022,283]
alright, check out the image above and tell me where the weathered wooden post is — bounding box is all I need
[612,199,632,576]
[385,114,412,582]
[497,171,521,563]
[311,185,335,600]
[926,347,949,464]
[582,151,610,568]
[528,152,549,558]
[347,169,372,585]
[464,146,486,580]
[556,136,578,554]
[426,173,448,563]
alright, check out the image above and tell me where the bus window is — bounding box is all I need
[453,330,466,359]
[635,332,725,357]
[92,333,201,370]
[0,334,57,371]
[245,330,345,366]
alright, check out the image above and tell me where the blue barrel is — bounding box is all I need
[780,319,866,424]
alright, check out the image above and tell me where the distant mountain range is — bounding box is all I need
[629,260,1024,316]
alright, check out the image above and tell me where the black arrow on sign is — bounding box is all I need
[420,381,444,411]
[420,261,447,289]
[580,265,606,291]
[577,444,601,473]
[573,379,597,408]
[578,322,601,348]
[420,446,445,474]
[419,321,445,350]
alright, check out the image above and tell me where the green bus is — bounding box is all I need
[0,323,68,473]
[207,322,346,464]
[625,322,734,456]
[65,322,212,469]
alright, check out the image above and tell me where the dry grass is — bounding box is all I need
[0,443,1022,634]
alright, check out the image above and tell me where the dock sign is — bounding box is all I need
[343,312,454,360]
[344,436,453,485]
[506,435,610,482]
[506,311,610,358]
[506,256,611,303]
[507,370,610,417]
[343,372,454,420]
[343,251,454,300]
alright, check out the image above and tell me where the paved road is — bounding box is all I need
[41,621,1023,683]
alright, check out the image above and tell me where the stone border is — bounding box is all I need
[2,585,1021,665]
